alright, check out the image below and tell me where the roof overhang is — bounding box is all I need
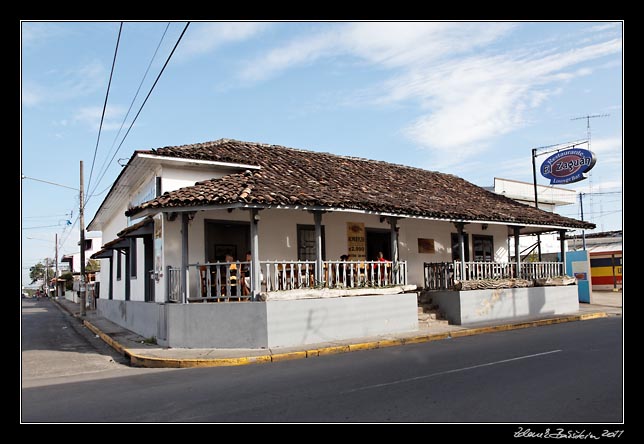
[87,152,261,232]
[132,202,583,235]
[117,216,153,238]
[91,248,114,259]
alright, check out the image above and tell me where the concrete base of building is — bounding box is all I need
[429,286,579,326]
[97,293,419,349]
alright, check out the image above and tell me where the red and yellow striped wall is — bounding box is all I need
[590,253,622,290]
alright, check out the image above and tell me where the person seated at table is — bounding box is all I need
[241,251,263,295]
[242,251,251,295]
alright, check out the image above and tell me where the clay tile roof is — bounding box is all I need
[117,216,153,237]
[125,139,594,230]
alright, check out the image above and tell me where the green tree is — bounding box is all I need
[86,259,101,273]
[29,260,54,284]
[59,272,74,291]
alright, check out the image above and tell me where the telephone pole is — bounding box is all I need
[55,233,59,297]
[79,161,86,317]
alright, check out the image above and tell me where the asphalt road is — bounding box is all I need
[21,299,622,423]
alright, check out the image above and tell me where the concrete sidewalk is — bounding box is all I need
[51,296,621,369]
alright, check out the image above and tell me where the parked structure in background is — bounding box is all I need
[61,234,102,306]
[487,178,578,262]
[568,230,622,291]
[60,235,102,273]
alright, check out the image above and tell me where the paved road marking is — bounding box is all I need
[344,349,562,393]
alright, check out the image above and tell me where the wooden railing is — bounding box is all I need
[424,261,565,291]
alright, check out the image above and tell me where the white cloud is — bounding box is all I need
[240,22,515,82]
[179,22,268,59]
[237,23,621,171]
[22,60,106,107]
[73,105,126,131]
[22,22,68,47]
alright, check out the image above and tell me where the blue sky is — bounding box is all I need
[21,21,623,283]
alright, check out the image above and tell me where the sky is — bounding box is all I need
[21,21,623,285]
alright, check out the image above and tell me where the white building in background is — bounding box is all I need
[487,178,578,262]
[60,234,102,273]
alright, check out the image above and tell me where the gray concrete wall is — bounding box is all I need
[166,302,268,349]
[431,286,579,325]
[266,293,419,348]
[99,294,419,349]
[97,299,165,340]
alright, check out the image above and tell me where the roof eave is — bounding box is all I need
[127,202,592,231]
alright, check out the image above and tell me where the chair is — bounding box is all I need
[222,263,239,300]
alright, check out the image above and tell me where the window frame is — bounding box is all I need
[297,224,326,261]
[472,234,494,262]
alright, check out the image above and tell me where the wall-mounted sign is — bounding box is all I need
[417,238,435,254]
[540,148,596,185]
[346,222,366,261]
[154,214,163,280]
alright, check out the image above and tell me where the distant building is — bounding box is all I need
[487,178,577,262]
[61,235,102,274]
[568,231,622,291]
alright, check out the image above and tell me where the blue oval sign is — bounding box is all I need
[540,148,596,185]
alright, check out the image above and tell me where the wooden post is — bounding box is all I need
[313,211,323,285]
[181,212,189,303]
[559,229,567,275]
[108,255,113,300]
[455,222,466,281]
[250,209,260,300]
[514,226,522,279]
[388,217,399,263]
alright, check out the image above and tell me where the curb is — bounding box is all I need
[81,310,609,369]
[50,297,77,317]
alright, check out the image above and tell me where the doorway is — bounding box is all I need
[366,228,391,261]
[205,220,250,262]
[143,235,155,302]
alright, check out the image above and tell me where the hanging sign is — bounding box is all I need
[346,222,366,261]
[540,148,596,185]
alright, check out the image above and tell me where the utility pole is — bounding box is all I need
[44,258,49,296]
[531,148,542,261]
[79,160,86,317]
[579,192,586,250]
[55,233,59,297]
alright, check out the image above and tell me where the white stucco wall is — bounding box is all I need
[161,165,232,194]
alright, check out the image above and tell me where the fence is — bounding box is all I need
[424,261,565,291]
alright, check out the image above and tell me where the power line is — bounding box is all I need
[89,22,170,201]
[86,22,123,198]
[87,22,190,206]
[21,175,77,191]
[22,224,67,230]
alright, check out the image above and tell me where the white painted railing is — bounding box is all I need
[424,261,564,291]
[324,260,407,288]
[181,260,409,302]
[261,261,316,292]
[167,266,182,302]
